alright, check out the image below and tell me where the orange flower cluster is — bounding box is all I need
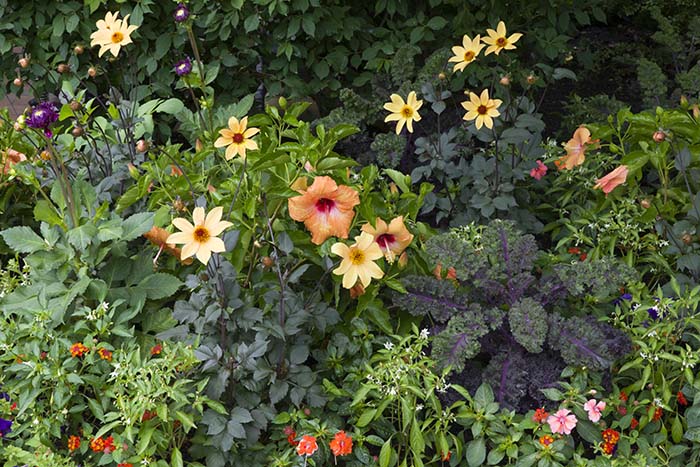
[601,428,620,455]
[90,435,115,453]
[67,435,81,451]
[97,348,112,361]
[291,431,353,459]
[70,343,89,358]
[118,463,133,467]
[151,343,163,356]
[532,407,549,424]
[539,434,554,447]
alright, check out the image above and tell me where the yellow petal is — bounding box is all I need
[181,241,198,260]
[496,21,507,36]
[214,136,232,148]
[172,217,194,233]
[195,245,212,265]
[192,207,205,226]
[206,236,226,253]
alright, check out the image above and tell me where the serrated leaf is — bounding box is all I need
[1,226,46,253]
[121,212,154,241]
[137,273,182,300]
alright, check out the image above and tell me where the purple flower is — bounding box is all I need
[173,3,189,22]
[0,417,12,437]
[611,293,633,305]
[647,306,660,321]
[26,102,58,133]
[174,57,192,76]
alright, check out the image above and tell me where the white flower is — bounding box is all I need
[653,397,662,406]
[384,342,394,350]
[419,329,430,339]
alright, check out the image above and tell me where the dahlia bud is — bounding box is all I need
[12,77,22,87]
[40,150,51,160]
[136,139,149,153]
[438,72,446,80]
[18,57,29,68]
[73,45,84,55]
[278,96,287,109]
[261,256,274,268]
[653,130,666,143]
[693,104,700,119]
[680,95,689,108]
[499,75,511,86]
[57,63,70,74]
[640,199,651,209]
[87,67,97,78]
[195,139,203,152]
[71,126,83,137]
[526,74,537,85]
[69,101,82,112]
[127,163,139,179]
[682,233,693,245]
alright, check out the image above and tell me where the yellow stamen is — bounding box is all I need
[349,249,365,265]
[193,226,210,243]
[401,106,413,118]
[111,32,124,43]
[464,51,475,61]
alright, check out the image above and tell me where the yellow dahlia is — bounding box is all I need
[482,21,522,56]
[90,11,138,58]
[214,116,260,160]
[331,232,384,289]
[166,206,232,265]
[383,91,423,134]
[448,34,485,72]
[461,89,502,130]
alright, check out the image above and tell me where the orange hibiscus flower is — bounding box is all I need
[2,148,26,174]
[329,430,353,457]
[361,216,414,263]
[288,176,360,245]
[594,165,628,195]
[557,126,597,170]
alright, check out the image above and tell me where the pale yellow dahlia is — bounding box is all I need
[90,11,138,58]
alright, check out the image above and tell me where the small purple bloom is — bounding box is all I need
[621,293,632,300]
[647,306,660,321]
[0,393,8,401]
[26,102,58,132]
[0,417,12,437]
[174,57,192,76]
[173,3,189,22]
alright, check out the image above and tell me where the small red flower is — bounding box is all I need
[602,441,617,455]
[602,428,620,444]
[142,410,157,421]
[567,247,581,255]
[678,391,689,407]
[90,437,105,452]
[539,435,554,447]
[296,435,318,456]
[118,464,133,467]
[97,348,112,361]
[67,435,81,451]
[617,406,627,415]
[630,418,639,429]
[619,391,628,402]
[329,430,353,457]
[287,433,299,446]
[652,406,663,422]
[151,343,162,356]
[70,343,89,358]
[10,402,17,411]
[579,252,587,261]
[532,407,549,423]
[103,435,116,453]
[441,450,452,461]
[283,425,295,436]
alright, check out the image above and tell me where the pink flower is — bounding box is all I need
[530,160,548,180]
[547,408,577,435]
[583,399,606,422]
[594,165,628,195]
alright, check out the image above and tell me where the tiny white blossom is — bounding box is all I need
[419,329,429,339]
[653,397,662,406]
[384,342,394,350]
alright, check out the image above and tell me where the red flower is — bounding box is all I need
[151,344,162,356]
[90,437,105,452]
[602,428,620,445]
[296,435,318,456]
[97,348,112,361]
[602,441,617,455]
[329,430,353,457]
[579,252,587,261]
[287,434,299,446]
[539,435,554,447]
[652,406,663,422]
[10,402,17,411]
[68,435,81,451]
[142,410,157,421]
[441,450,452,461]
[619,391,628,402]
[70,342,89,357]
[630,418,639,429]
[532,407,549,423]
[567,247,581,255]
[103,435,116,453]
[118,464,133,467]
[678,391,689,407]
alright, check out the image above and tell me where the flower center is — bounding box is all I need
[111,31,124,43]
[401,106,413,118]
[349,249,365,265]
[463,51,475,61]
[232,133,244,143]
[477,104,488,115]
[33,110,44,118]
[496,37,507,47]
[193,226,210,243]
[315,198,335,213]
[376,233,395,249]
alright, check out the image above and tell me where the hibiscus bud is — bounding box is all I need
[438,72,446,80]
[526,74,537,85]
[499,75,511,86]
[195,138,203,152]
[278,96,287,109]
[693,104,700,119]
[389,182,398,195]
[398,251,408,268]
[680,95,689,108]
[40,150,51,160]
[136,139,149,153]
[18,57,29,68]
[74,45,84,55]
[70,100,82,112]
[12,77,22,87]
[71,126,83,137]
[87,67,97,78]
[682,233,693,245]
[261,256,274,268]
[57,63,70,74]
[653,130,666,143]
[640,198,651,209]
[127,163,139,179]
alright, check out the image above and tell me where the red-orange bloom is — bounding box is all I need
[361,216,414,263]
[70,343,89,357]
[630,418,639,429]
[602,428,620,444]
[151,343,162,356]
[103,435,115,453]
[678,391,688,406]
[118,464,133,467]
[97,348,112,361]
[594,165,629,195]
[296,435,318,456]
[652,406,663,422]
[329,430,353,457]
[602,441,616,455]
[441,450,452,461]
[559,126,596,170]
[68,435,81,451]
[90,437,105,452]
[532,407,549,423]
[288,176,360,245]
[539,435,554,447]
[1,148,26,174]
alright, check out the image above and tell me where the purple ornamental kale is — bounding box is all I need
[26,101,58,137]
[174,57,192,76]
[173,3,189,22]
[0,417,12,437]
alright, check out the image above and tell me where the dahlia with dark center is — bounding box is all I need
[173,3,190,22]
[26,102,58,137]
[174,57,192,76]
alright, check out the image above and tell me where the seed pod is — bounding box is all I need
[87,67,97,78]
[261,256,274,268]
[57,63,70,74]
[69,101,82,112]
[640,199,651,209]
[136,139,149,153]
[653,130,665,143]
[71,126,83,137]
[12,77,22,87]
[18,57,29,68]
[438,72,446,80]
[74,45,84,55]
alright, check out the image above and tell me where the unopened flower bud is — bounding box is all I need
[70,101,82,112]
[40,150,51,160]
[278,96,287,109]
[682,233,693,245]
[71,126,83,137]
[398,251,408,269]
[693,104,700,119]
[526,74,537,85]
[87,67,97,78]
[499,75,511,86]
[261,256,274,268]
[653,130,665,143]
[253,240,263,249]
[438,72,446,80]
[136,139,149,153]
[680,95,689,108]
[127,163,139,178]
[57,63,70,74]
[13,77,22,87]
[195,138,203,152]
[74,45,84,55]
[173,198,186,212]
[389,182,398,195]
[640,199,651,209]
[18,57,29,68]
[303,408,311,416]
